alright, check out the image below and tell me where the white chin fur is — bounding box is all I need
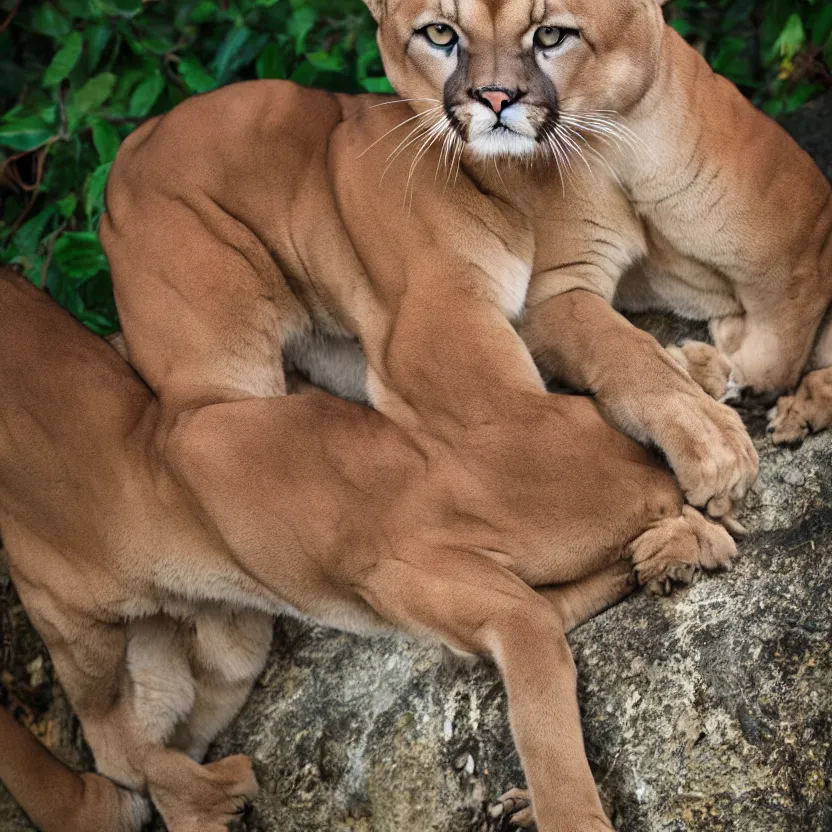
[468,130,539,158]
[466,103,539,158]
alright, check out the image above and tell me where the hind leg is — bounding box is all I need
[767,314,832,444]
[173,607,273,761]
[360,548,615,832]
[538,561,637,634]
[10,566,259,832]
[0,706,149,832]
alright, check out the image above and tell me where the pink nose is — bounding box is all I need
[478,89,513,114]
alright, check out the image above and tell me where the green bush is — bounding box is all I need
[0,0,829,334]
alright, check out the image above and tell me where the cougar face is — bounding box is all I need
[369,0,665,159]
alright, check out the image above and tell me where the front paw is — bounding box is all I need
[491,788,535,828]
[667,341,732,401]
[489,788,614,830]
[660,394,758,520]
[767,396,809,445]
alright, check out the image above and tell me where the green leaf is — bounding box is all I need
[307,49,346,73]
[361,76,395,94]
[43,31,84,87]
[91,119,121,163]
[290,60,318,87]
[85,163,113,221]
[57,194,78,219]
[189,1,220,24]
[773,13,806,60]
[179,57,218,94]
[784,83,824,111]
[0,117,56,151]
[91,0,144,18]
[762,99,784,118]
[60,0,104,19]
[84,25,114,73]
[128,71,165,117]
[53,232,109,281]
[30,3,72,38]
[1,104,26,124]
[11,207,58,260]
[256,42,288,79]
[670,19,694,37]
[288,6,317,54]
[811,5,832,45]
[139,35,177,56]
[211,26,253,83]
[72,72,117,113]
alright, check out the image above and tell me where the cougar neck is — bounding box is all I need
[613,26,717,196]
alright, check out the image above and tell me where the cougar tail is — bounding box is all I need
[0,707,150,832]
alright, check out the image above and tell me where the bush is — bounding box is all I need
[1,0,829,334]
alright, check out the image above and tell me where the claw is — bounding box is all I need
[720,513,748,538]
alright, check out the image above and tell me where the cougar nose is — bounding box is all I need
[472,87,520,114]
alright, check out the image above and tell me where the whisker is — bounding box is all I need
[560,119,631,160]
[436,124,457,184]
[562,124,623,186]
[556,124,594,178]
[541,127,569,197]
[359,105,444,159]
[443,133,465,195]
[451,135,465,188]
[560,112,644,156]
[367,98,442,109]
[381,109,445,177]
[406,117,450,208]
[492,155,507,191]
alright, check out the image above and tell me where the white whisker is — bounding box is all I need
[562,124,623,186]
[405,117,450,208]
[368,98,442,109]
[358,105,443,159]
[556,124,594,178]
[381,108,445,178]
[560,112,645,157]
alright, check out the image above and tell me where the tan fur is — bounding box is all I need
[2,0,809,828]
[0,707,150,832]
[507,15,832,448]
[0,193,731,832]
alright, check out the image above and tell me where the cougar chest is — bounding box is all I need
[488,239,534,321]
[457,202,534,322]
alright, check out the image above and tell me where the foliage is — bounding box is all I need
[666,0,832,116]
[0,0,829,334]
[0,0,386,332]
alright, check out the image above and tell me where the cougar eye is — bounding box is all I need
[534,26,576,49]
[422,24,459,49]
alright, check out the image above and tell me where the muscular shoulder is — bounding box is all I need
[112,81,344,190]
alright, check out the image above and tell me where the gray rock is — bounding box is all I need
[2,93,831,832]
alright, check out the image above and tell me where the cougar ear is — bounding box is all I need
[362,0,385,21]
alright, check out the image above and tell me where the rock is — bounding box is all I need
[2,94,831,832]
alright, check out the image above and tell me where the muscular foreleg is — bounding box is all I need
[359,549,614,832]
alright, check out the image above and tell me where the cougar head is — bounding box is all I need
[363,0,665,160]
